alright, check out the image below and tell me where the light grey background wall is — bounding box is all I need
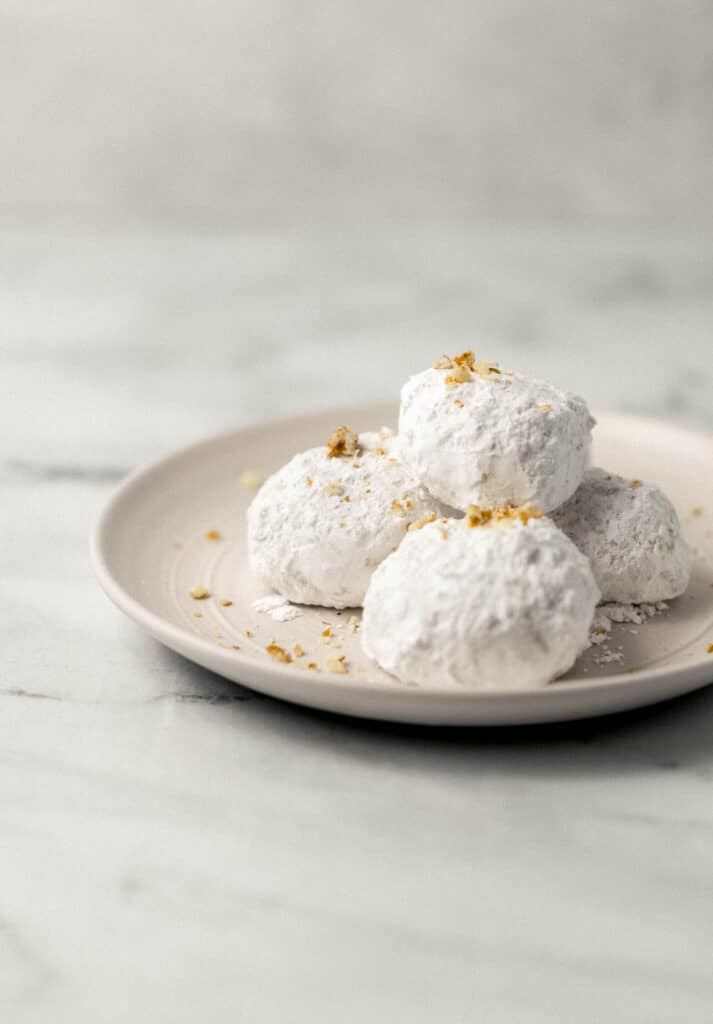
[2,0,712,225]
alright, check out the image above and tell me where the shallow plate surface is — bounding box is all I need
[92,406,713,725]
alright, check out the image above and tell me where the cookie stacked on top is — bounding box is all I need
[247,352,691,689]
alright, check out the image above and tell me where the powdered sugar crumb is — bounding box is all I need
[588,601,669,663]
[252,595,302,622]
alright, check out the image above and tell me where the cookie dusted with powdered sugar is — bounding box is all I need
[398,353,594,513]
[247,426,447,609]
[551,468,692,603]
[361,506,599,689]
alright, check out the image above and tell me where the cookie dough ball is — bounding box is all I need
[398,353,594,512]
[551,468,692,603]
[361,507,599,689]
[247,426,446,609]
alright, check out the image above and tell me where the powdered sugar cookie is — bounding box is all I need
[552,468,692,603]
[398,353,594,512]
[361,506,599,689]
[247,426,446,609]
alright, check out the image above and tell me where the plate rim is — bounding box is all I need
[90,406,713,716]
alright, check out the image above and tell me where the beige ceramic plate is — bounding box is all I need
[92,405,713,726]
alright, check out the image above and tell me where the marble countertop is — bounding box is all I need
[4,223,713,1023]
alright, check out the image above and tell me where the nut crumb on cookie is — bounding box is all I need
[407,512,437,532]
[326,425,359,459]
[466,503,542,529]
[189,585,210,600]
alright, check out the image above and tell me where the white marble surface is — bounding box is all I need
[4,224,713,1022]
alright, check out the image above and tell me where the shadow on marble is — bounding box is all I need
[155,643,713,774]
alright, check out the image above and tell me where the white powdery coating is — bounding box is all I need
[552,468,692,603]
[247,430,446,609]
[398,366,594,512]
[361,517,600,690]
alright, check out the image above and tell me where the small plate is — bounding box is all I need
[92,405,713,726]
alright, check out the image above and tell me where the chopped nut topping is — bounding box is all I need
[391,500,406,517]
[436,351,503,386]
[708,643,713,654]
[293,644,305,658]
[444,364,472,389]
[325,655,348,674]
[189,585,210,600]
[307,662,317,671]
[433,355,453,369]
[232,645,241,651]
[204,529,222,541]
[246,630,254,638]
[321,627,331,637]
[326,425,359,459]
[306,476,313,487]
[343,495,350,502]
[439,527,449,540]
[630,479,642,489]
[266,643,292,664]
[472,359,501,378]
[192,612,203,618]
[219,599,233,607]
[537,403,552,413]
[324,482,344,497]
[407,512,437,532]
[453,399,465,408]
[240,470,262,490]
[466,503,543,529]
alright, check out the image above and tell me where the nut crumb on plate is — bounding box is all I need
[325,655,348,674]
[240,470,262,490]
[266,643,292,664]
